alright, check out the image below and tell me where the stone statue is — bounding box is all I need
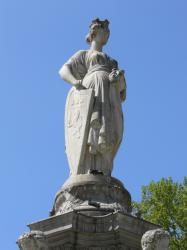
[59,18,126,176]
[141,229,170,250]
[17,19,161,250]
[17,231,48,250]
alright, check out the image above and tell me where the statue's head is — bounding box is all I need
[86,18,110,45]
[141,229,170,250]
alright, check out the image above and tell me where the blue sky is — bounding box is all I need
[0,1,187,249]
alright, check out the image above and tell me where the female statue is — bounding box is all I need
[59,19,126,176]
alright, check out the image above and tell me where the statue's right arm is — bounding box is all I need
[59,64,80,87]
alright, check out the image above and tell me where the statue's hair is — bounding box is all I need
[86,18,109,44]
[141,229,169,249]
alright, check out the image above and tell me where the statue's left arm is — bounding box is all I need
[118,71,126,102]
[109,59,127,102]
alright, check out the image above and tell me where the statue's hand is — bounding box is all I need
[74,79,86,90]
[109,69,124,84]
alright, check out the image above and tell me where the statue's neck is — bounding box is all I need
[90,41,103,52]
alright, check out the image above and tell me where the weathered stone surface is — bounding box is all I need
[50,174,131,216]
[16,231,48,250]
[25,210,158,250]
[141,229,170,250]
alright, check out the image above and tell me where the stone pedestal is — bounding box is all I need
[18,210,158,250]
[51,175,131,215]
[17,175,159,250]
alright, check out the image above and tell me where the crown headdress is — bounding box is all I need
[89,18,109,30]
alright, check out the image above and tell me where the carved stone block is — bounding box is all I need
[17,210,158,250]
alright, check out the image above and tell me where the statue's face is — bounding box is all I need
[94,26,110,45]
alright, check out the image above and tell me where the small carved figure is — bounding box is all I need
[59,18,126,176]
[141,229,170,250]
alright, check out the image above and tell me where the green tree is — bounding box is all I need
[132,177,187,250]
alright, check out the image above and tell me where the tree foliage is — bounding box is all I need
[132,177,187,250]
